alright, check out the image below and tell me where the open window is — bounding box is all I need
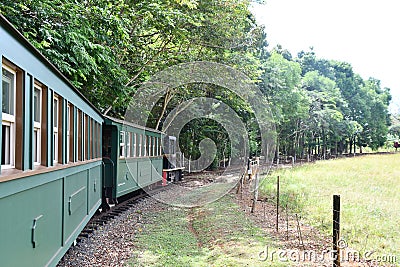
[97,122,101,158]
[77,109,82,161]
[53,95,59,163]
[91,119,97,159]
[133,133,137,157]
[158,137,161,156]
[149,136,152,156]
[119,131,125,158]
[138,134,142,157]
[143,134,148,157]
[84,114,88,160]
[152,136,155,156]
[155,137,158,156]
[66,104,70,162]
[90,118,94,159]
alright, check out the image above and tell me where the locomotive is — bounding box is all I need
[0,14,181,266]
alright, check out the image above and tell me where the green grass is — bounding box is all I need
[260,154,400,258]
[165,182,237,207]
[129,195,285,266]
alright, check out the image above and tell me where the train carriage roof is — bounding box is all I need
[104,115,163,135]
[0,14,103,119]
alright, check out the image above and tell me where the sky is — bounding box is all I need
[251,0,400,113]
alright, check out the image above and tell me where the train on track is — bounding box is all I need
[0,14,182,266]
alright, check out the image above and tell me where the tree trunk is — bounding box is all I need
[322,129,326,160]
[349,138,353,154]
[276,138,280,165]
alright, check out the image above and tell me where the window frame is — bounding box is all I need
[152,136,155,156]
[126,132,131,158]
[53,95,59,164]
[1,65,16,169]
[144,134,147,156]
[66,103,70,162]
[158,137,160,156]
[77,109,83,161]
[120,131,125,158]
[84,114,88,160]
[138,134,142,157]
[133,133,137,157]
[33,84,42,165]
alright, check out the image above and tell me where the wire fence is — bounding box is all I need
[235,160,399,267]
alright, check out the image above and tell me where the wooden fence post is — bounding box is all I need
[251,172,259,213]
[333,195,341,267]
[276,176,280,232]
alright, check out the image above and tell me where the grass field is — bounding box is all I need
[130,195,285,267]
[260,153,400,258]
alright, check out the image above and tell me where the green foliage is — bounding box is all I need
[262,46,392,159]
[0,0,392,160]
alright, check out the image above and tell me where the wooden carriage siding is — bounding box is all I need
[0,14,104,267]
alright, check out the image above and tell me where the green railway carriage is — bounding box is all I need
[102,116,163,204]
[0,14,103,267]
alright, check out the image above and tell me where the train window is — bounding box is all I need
[119,131,125,158]
[155,137,158,156]
[126,132,131,158]
[75,108,79,161]
[149,136,152,156]
[97,122,101,158]
[150,136,152,156]
[93,120,96,159]
[66,104,70,162]
[33,85,41,165]
[2,67,14,116]
[148,136,151,156]
[152,136,155,156]
[53,96,59,163]
[144,135,148,156]
[159,137,161,156]
[148,135,151,156]
[143,135,146,156]
[84,114,88,160]
[56,96,64,163]
[131,133,134,157]
[77,110,82,161]
[33,87,41,123]
[90,118,94,159]
[138,134,142,157]
[95,122,99,158]
[151,137,154,156]
[1,66,16,168]
[133,133,137,157]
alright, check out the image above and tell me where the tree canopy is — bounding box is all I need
[1,0,393,166]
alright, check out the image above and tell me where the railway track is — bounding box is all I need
[73,184,168,245]
[57,183,183,266]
